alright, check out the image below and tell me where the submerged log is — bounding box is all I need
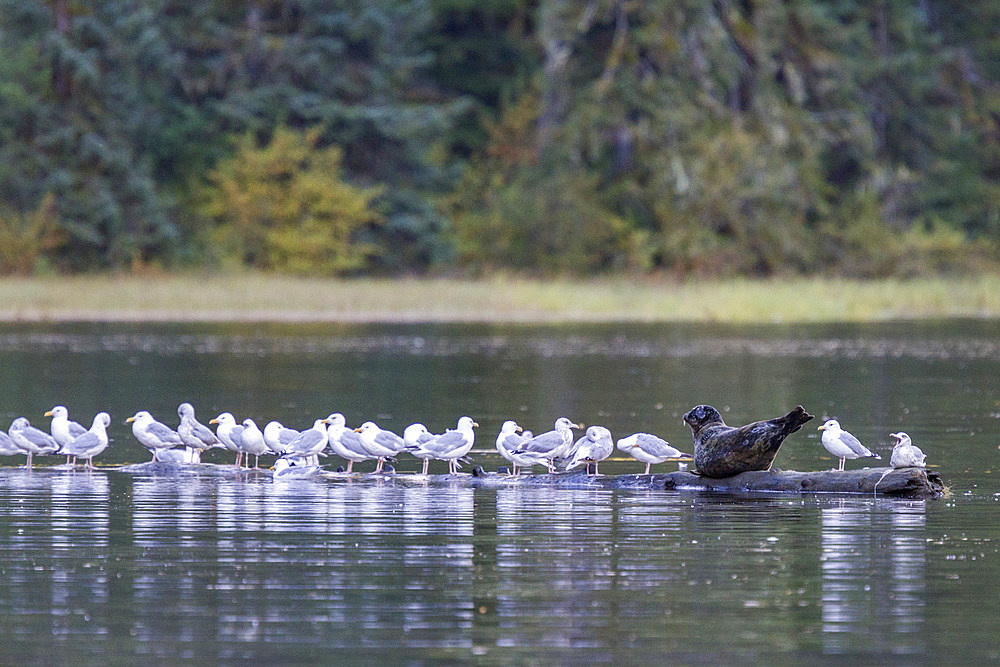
[653,467,944,499]
[107,462,945,499]
[422,466,943,498]
[459,466,944,498]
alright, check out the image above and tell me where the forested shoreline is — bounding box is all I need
[1,1,999,278]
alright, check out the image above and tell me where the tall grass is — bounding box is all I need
[0,274,999,323]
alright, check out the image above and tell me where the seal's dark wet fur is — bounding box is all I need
[683,405,814,478]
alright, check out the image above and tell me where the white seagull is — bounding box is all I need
[126,411,186,462]
[326,413,373,473]
[263,421,300,456]
[403,423,438,475]
[617,433,691,474]
[282,418,330,466]
[495,420,529,475]
[518,417,583,473]
[817,419,881,471]
[564,425,615,475]
[417,416,478,475]
[240,418,269,469]
[177,403,222,463]
[10,417,60,468]
[209,412,242,466]
[355,421,405,473]
[889,432,926,468]
[272,457,322,479]
[61,412,112,470]
[45,405,88,465]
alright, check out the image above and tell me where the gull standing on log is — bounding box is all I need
[177,403,221,463]
[420,416,478,474]
[10,417,60,468]
[495,420,532,475]
[817,419,880,471]
[46,405,88,466]
[326,413,373,473]
[518,417,582,473]
[209,412,242,466]
[563,425,614,475]
[61,412,111,470]
[240,418,269,469]
[617,433,691,474]
[403,423,438,475]
[282,418,330,466]
[355,421,405,473]
[264,421,300,456]
[126,411,186,462]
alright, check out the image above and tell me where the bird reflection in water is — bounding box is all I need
[820,501,926,655]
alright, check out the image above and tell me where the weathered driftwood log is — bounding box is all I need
[459,467,944,498]
[652,467,944,499]
[682,404,814,478]
[110,462,945,499]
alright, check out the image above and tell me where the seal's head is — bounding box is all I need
[682,405,723,434]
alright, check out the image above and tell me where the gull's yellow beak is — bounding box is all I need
[209,418,219,424]
[44,410,54,417]
[126,416,136,423]
[817,424,827,431]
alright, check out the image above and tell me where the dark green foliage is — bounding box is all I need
[0,0,998,276]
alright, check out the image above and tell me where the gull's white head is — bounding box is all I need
[45,406,70,420]
[126,410,153,424]
[500,420,522,435]
[818,419,841,432]
[209,412,236,426]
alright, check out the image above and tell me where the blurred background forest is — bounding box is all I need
[2,0,1000,278]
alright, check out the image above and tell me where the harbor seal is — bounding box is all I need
[683,405,813,478]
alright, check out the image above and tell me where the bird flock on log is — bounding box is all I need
[0,402,927,476]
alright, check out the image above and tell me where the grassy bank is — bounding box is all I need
[1,274,999,323]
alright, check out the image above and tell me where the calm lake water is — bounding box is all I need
[0,320,998,663]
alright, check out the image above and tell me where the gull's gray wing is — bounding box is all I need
[522,430,562,454]
[228,425,245,448]
[66,432,100,454]
[191,421,220,446]
[373,431,404,451]
[288,429,323,453]
[0,431,18,455]
[499,433,527,451]
[278,428,300,446]
[24,426,58,449]
[635,433,687,458]
[838,430,871,457]
[429,430,465,452]
[337,430,369,458]
[147,421,185,446]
